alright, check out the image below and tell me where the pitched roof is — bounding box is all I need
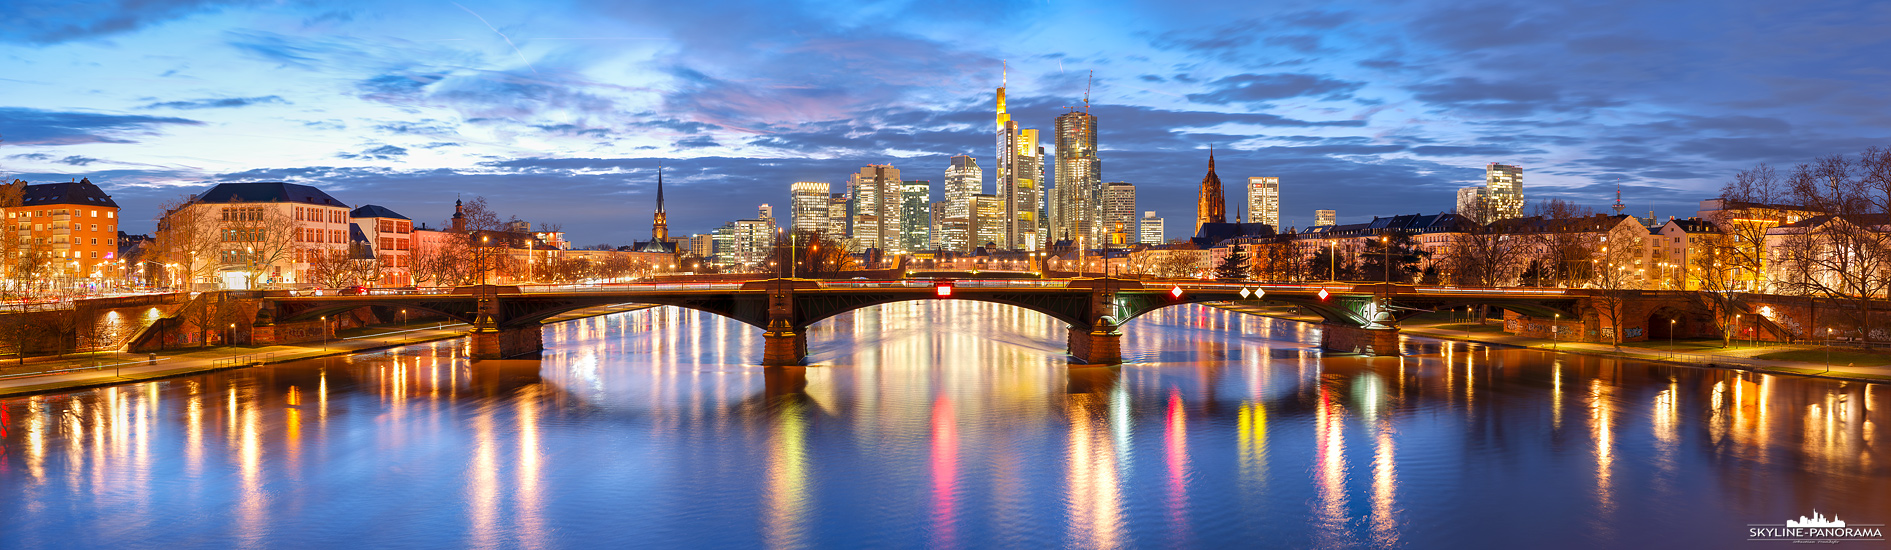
[350,204,409,220]
[21,178,119,208]
[196,182,346,207]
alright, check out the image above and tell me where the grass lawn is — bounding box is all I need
[1756,348,1891,367]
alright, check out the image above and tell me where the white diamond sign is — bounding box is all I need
[1239,288,1252,298]
[1251,287,1265,299]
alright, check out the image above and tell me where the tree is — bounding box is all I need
[1528,199,1601,288]
[766,230,857,278]
[1711,164,1792,292]
[1772,150,1891,342]
[1214,246,1250,280]
[154,195,223,290]
[216,197,299,288]
[1689,237,1746,347]
[1589,219,1646,349]
[1152,249,1204,279]
[1442,206,1525,287]
[1249,238,1304,282]
[1307,243,1359,281]
[1360,230,1428,283]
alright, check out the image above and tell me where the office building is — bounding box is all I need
[1139,211,1164,245]
[1315,209,1335,227]
[1053,109,1101,244]
[827,193,850,240]
[790,181,830,236]
[995,74,1043,250]
[1485,163,1525,221]
[973,194,1005,249]
[848,164,902,251]
[1246,176,1280,230]
[900,180,931,253]
[942,155,981,252]
[1102,182,1136,245]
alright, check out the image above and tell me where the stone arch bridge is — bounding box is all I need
[260,279,1607,365]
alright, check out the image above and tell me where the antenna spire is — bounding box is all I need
[1002,60,1008,87]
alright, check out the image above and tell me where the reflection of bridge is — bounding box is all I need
[261,278,1593,365]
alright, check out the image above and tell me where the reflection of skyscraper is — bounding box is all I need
[1246,176,1279,230]
[1054,110,1101,244]
[900,180,931,253]
[1196,148,1225,233]
[996,70,1043,250]
[1315,209,1335,227]
[790,182,830,236]
[943,155,981,252]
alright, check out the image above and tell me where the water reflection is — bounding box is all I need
[0,303,1885,548]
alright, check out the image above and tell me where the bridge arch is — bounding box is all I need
[275,301,478,325]
[796,294,1090,329]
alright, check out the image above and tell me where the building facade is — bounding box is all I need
[848,164,902,252]
[995,78,1043,250]
[900,180,931,253]
[1102,182,1136,245]
[790,181,831,236]
[1052,110,1101,245]
[1196,149,1226,234]
[351,205,413,286]
[973,194,1005,249]
[6,178,122,283]
[942,155,981,253]
[1315,209,1336,227]
[1139,211,1164,245]
[1246,176,1280,230]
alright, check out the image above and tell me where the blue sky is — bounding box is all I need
[3,0,1888,244]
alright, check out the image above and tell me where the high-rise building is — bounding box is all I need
[995,74,1043,250]
[1139,211,1164,245]
[1314,209,1336,227]
[1196,148,1226,233]
[900,180,931,253]
[973,193,1004,249]
[942,155,981,252]
[790,181,831,236]
[827,193,850,240]
[1485,163,1525,220]
[1102,182,1135,244]
[716,204,777,270]
[929,201,947,250]
[848,164,902,251]
[1246,176,1280,230]
[1053,110,1101,244]
[1456,186,1487,221]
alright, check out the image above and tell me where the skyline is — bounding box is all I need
[3,0,1889,244]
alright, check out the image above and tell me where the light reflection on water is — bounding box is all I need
[1,302,1888,548]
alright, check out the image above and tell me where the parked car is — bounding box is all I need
[339,285,369,295]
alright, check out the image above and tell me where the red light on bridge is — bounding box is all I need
[936,283,954,297]
[1169,286,1184,299]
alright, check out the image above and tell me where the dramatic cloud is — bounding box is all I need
[0,0,252,44]
[0,108,202,145]
[1185,73,1365,105]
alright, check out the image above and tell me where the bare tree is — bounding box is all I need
[1773,152,1891,342]
[1442,205,1525,287]
[154,195,223,290]
[1529,199,1601,287]
[216,197,299,288]
[1711,164,1793,292]
[1589,219,1646,349]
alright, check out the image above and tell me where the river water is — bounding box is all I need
[1,303,1885,548]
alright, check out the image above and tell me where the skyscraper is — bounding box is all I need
[848,164,902,251]
[1053,109,1101,244]
[1139,211,1164,245]
[942,155,981,252]
[1102,181,1135,245]
[1484,163,1525,220]
[1456,187,1486,221]
[900,180,931,253]
[973,194,1004,249]
[1246,176,1280,230]
[1315,209,1335,227]
[827,193,850,239]
[995,70,1043,250]
[1196,148,1225,233]
[791,181,830,236]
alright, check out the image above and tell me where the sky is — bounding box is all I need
[3,0,1889,244]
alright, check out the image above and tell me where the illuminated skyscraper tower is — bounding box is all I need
[1053,102,1100,244]
[1246,176,1280,230]
[942,155,981,252]
[995,65,1043,250]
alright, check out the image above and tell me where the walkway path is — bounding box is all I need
[1214,303,1891,383]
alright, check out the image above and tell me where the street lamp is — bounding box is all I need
[321,315,328,350]
[229,323,237,363]
[1826,327,1834,374]
[1553,313,1561,350]
[1669,318,1676,350]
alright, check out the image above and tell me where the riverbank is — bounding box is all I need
[1212,303,1891,384]
[0,303,656,398]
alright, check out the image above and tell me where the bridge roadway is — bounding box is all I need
[261,278,1586,365]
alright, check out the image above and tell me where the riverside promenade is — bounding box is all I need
[1214,303,1891,383]
[0,303,654,398]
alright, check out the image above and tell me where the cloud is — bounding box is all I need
[338,145,408,160]
[8,153,53,161]
[59,155,100,166]
[0,107,202,145]
[1408,77,1622,117]
[1185,73,1364,105]
[0,0,251,44]
[142,95,286,109]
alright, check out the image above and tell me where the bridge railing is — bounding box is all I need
[820,279,1071,289]
[518,282,744,292]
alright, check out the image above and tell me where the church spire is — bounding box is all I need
[656,163,665,214]
[1197,146,1226,232]
[651,163,669,243]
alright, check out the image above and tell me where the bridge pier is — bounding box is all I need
[1068,325,1124,365]
[470,326,543,360]
[1320,323,1401,356]
[762,320,807,367]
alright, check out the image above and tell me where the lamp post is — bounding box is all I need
[228,323,237,363]
[1669,318,1676,350]
[1553,313,1561,350]
[1826,327,1833,374]
[321,315,328,350]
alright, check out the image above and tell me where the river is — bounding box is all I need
[2,302,1885,548]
